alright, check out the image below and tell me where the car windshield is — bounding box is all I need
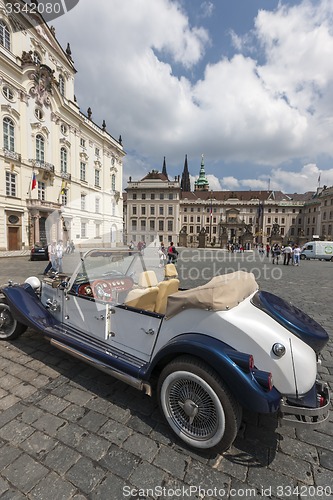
[71,249,145,285]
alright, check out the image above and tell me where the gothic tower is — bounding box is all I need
[180,154,191,192]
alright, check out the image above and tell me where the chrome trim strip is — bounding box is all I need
[50,339,152,395]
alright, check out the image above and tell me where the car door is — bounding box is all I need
[63,295,162,362]
[105,304,163,362]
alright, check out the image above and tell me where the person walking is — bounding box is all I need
[56,240,64,273]
[293,244,301,266]
[282,244,292,265]
[158,243,166,267]
[167,241,178,263]
[272,243,281,264]
[266,243,270,258]
[43,241,57,275]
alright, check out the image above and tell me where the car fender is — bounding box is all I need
[144,332,281,414]
[1,284,58,331]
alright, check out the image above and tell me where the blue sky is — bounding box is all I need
[53,0,333,193]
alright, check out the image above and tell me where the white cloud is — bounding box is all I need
[53,0,333,186]
[222,164,333,193]
[200,1,214,18]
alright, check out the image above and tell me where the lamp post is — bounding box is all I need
[209,190,213,243]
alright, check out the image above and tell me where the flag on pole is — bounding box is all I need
[31,172,37,190]
[318,172,321,186]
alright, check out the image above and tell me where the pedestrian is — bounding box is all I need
[167,241,178,263]
[56,240,64,273]
[128,240,135,255]
[282,244,292,265]
[70,240,75,253]
[43,240,57,275]
[65,240,71,254]
[158,243,166,267]
[266,243,270,258]
[293,244,301,266]
[272,243,281,264]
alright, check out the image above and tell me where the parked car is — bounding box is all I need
[0,249,330,453]
[30,242,48,261]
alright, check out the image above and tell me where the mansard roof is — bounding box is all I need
[141,171,169,181]
[180,190,311,202]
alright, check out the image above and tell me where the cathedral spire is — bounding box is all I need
[194,154,209,191]
[181,154,191,192]
[162,156,168,178]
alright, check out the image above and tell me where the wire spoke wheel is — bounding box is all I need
[0,302,26,340]
[158,356,241,452]
[167,374,222,441]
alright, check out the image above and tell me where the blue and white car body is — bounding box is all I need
[0,249,330,453]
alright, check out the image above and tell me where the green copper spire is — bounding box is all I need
[194,154,209,191]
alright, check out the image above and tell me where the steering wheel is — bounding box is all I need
[92,280,113,301]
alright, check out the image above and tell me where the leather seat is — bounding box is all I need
[155,278,180,314]
[138,270,159,287]
[164,263,178,279]
[124,287,159,312]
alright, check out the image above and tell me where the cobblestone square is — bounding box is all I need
[0,251,332,499]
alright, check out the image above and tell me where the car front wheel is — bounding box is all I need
[0,301,27,340]
[158,355,241,454]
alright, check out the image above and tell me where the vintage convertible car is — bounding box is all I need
[0,249,330,453]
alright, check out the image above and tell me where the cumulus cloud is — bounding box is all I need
[53,0,333,187]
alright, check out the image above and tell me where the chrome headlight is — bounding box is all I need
[272,343,286,357]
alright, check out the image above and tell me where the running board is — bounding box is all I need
[50,339,152,396]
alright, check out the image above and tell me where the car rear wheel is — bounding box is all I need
[158,355,242,453]
[0,301,27,340]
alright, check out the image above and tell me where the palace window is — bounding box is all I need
[3,117,14,152]
[81,194,86,210]
[2,86,14,101]
[60,147,67,173]
[36,134,45,162]
[94,169,100,187]
[95,197,100,213]
[111,173,116,191]
[59,74,65,96]
[5,172,16,197]
[80,162,86,181]
[38,181,46,201]
[33,51,41,64]
[0,21,10,50]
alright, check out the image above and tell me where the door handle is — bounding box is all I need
[141,328,155,335]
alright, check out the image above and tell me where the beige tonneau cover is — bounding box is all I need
[165,270,258,318]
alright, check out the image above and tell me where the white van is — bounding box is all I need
[300,241,333,261]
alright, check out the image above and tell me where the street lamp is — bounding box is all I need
[209,190,213,242]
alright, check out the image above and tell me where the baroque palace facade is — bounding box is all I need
[124,156,333,247]
[0,1,124,251]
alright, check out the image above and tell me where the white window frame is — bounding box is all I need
[5,171,16,197]
[36,134,45,162]
[0,21,10,50]
[3,117,14,152]
[60,147,67,173]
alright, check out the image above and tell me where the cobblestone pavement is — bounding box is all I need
[0,249,332,499]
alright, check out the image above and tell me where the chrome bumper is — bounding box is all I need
[279,381,330,429]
